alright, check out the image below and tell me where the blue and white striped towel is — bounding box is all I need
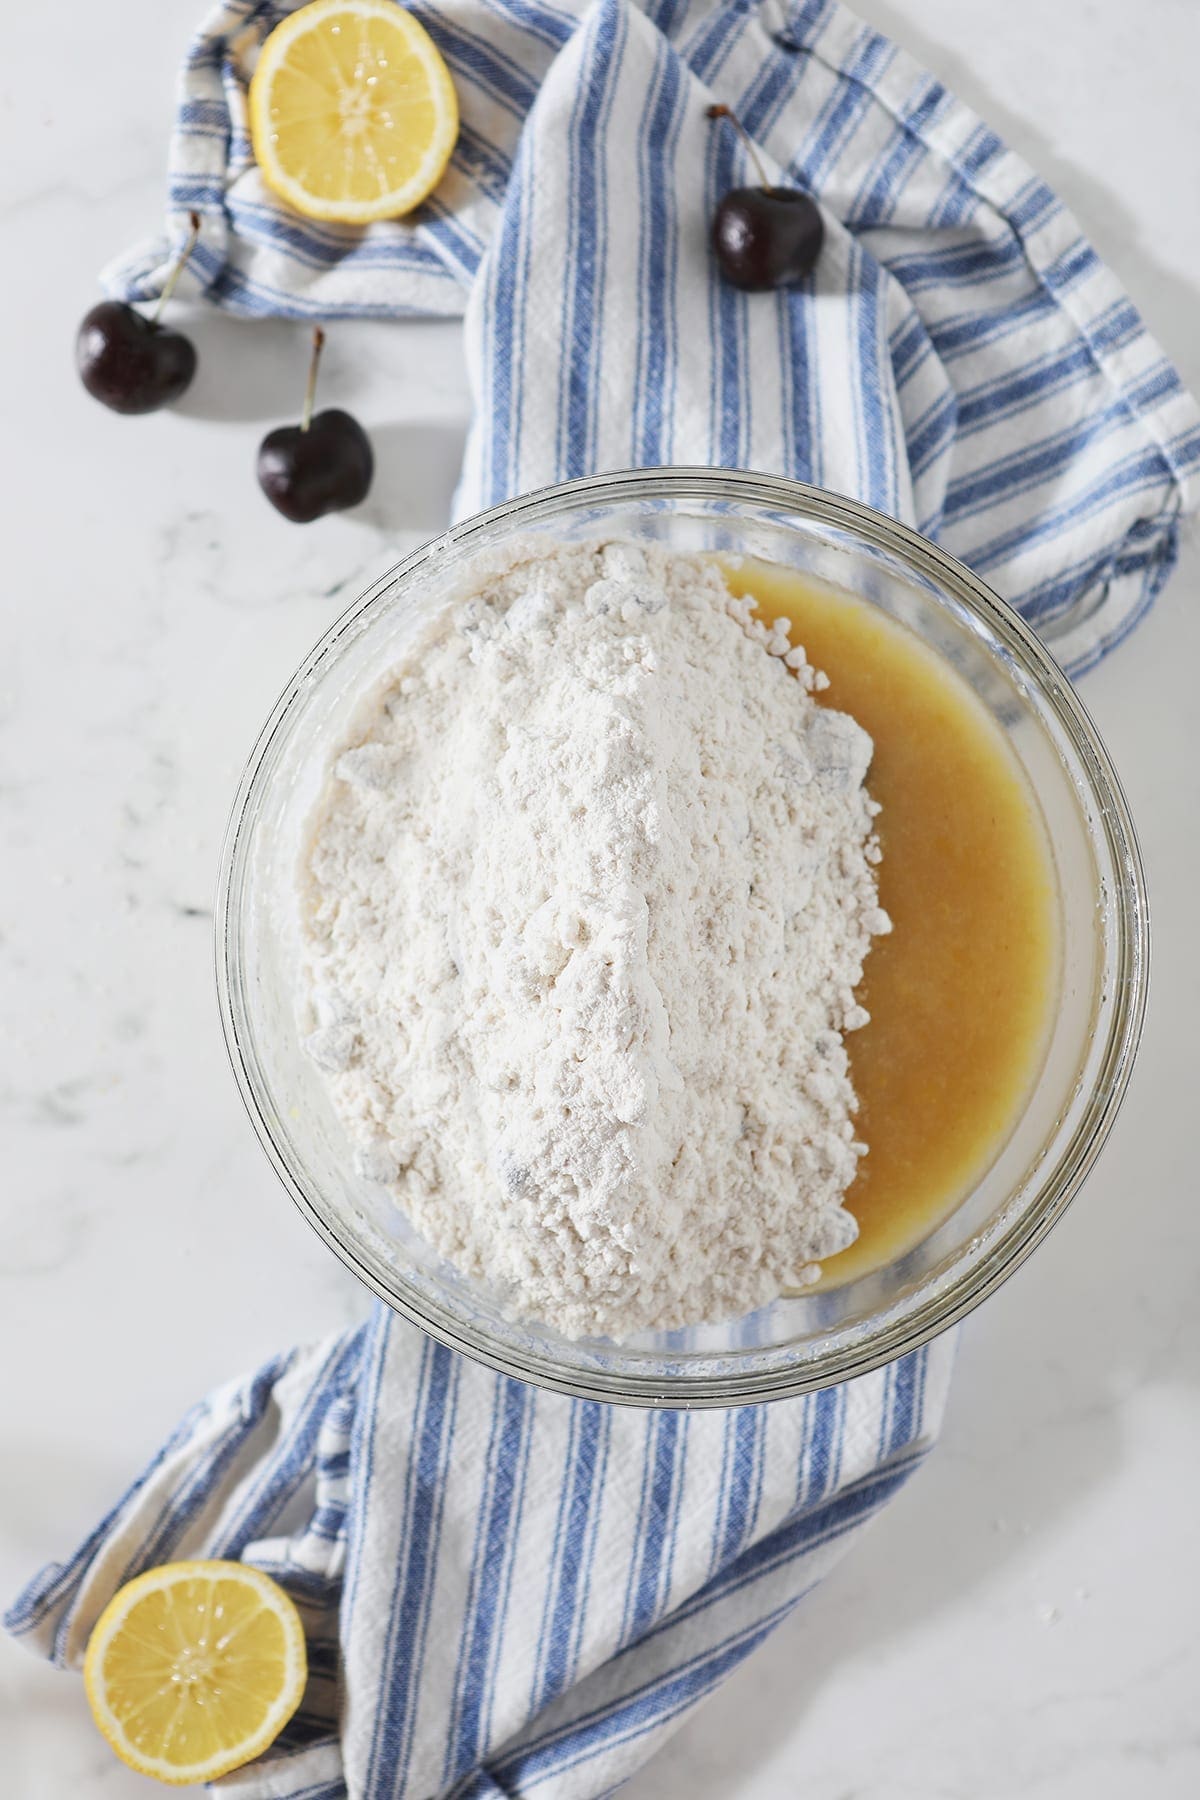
[10,1318,952,1798]
[106,0,1199,671]
[10,1,1199,1795]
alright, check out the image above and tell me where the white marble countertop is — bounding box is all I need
[3,0,1199,1793]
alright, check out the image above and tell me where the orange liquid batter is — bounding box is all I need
[726,562,1061,1284]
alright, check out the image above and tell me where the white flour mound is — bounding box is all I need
[300,540,890,1339]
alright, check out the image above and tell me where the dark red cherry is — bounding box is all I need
[75,213,202,414]
[707,105,823,291]
[257,329,373,523]
[712,186,824,291]
[258,411,374,523]
[76,302,197,413]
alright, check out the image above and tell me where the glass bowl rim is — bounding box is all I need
[214,467,1149,1407]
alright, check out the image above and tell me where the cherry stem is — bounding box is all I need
[302,327,326,433]
[152,212,202,324]
[706,103,774,192]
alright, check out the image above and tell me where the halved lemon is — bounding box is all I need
[248,0,459,223]
[83,1560,307,1786]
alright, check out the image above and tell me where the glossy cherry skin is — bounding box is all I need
[76,300,197,413]
[712,186,824,291]
[257,409,374,523]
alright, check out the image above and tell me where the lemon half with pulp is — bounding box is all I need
[249,0,459,223]
[83,1559,307,1785]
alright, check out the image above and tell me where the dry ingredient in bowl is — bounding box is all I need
[300,540,890,1338]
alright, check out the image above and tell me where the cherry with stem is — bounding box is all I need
[76,212,203,413]
[706,104,824,291]
[257,326,374,523]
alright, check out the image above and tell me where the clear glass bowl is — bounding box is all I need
[215,469,1147,1406]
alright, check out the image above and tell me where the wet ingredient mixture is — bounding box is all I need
[727,561,1060,1282]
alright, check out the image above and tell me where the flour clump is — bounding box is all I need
[300,540,890,1338]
